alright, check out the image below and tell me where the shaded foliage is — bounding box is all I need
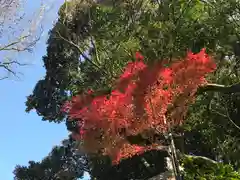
[13,138,88,180]
[89,150,168,180]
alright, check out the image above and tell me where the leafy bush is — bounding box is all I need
[182,155,240,180]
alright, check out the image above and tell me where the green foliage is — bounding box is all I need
[183,62,240,167]
[182,155,240,180]
[26,0,240,121]
[13,139,87,180]
[22,0,240,179]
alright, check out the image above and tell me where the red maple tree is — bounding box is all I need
[63,49,216,164]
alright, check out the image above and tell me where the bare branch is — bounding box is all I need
[0,76,7,80]
[0,35,29,51]
[0,0,47,80]
[224,100,240,131]
[0,62,17,75]
[1,60,27,66]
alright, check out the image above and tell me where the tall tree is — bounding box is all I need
[21,0,240,179]
[13,137,88,180]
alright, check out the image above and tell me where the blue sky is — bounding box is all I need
[0,0,88,179]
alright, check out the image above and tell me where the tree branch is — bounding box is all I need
[0,60,27,78]
[184,154,218,164]
[198,83,240,94]
[225,105,240,131]
[210,103,240,131]
[0,35,29,51]
[0,63,17,75]
[207,86,240,131]
[55,30,109,76]
[0,76,7,80]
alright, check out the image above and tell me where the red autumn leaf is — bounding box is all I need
[63,48,216,164]
[135,51,144,61]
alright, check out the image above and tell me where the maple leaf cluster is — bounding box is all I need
[63,49,216,164]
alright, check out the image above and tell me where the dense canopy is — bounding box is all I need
[15,0,240,179]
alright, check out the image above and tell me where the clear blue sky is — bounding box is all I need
[0,1,89,179]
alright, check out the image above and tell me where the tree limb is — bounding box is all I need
[0,35,29,51]
[198,83,240,94]
[210,103,240,131]
[225,104,240,131]
[0,63,17,75]
[0,76,7,80]
[0,60,27,79]
[206,86,240,131]
[184,154,218,164]
[55,30,109,76]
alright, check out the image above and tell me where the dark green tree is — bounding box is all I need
[13,137,88,180]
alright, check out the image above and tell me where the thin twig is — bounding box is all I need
[0,76,7,80]
[209,94,240,131]
[224,104,240,131]
[0,64,16,75]
[0,35,29,50]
